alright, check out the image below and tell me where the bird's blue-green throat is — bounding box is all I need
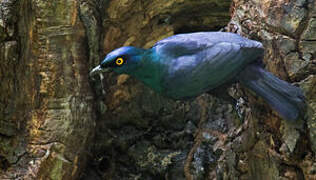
[90,46,163,93]
[90,32,306,122]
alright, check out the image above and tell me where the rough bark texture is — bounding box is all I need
[0,0,95,179]
[0,0,315,180]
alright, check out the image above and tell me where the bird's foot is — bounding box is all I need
[235,97,246,121]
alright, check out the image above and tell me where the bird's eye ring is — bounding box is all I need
[116,57,124,66]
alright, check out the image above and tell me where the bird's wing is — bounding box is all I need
[152,32,264,99]
[153,32,262,57]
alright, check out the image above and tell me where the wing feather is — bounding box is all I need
[151,32,264,99]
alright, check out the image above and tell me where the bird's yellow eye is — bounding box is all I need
[116,57,124,65]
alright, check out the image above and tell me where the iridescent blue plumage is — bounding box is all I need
[90,32,305,121]
[151,32,263,99]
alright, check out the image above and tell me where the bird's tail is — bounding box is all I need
[237,64,306,121]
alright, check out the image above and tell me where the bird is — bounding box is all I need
[90,32,306,121]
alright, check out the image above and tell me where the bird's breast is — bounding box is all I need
[158,49,257,99]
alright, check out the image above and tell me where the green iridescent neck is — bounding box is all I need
[129,50,163,93]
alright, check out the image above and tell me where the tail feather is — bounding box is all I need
[238,64,306,121]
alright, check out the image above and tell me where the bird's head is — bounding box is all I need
[90,46,146,76]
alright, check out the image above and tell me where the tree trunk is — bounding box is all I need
[0,0,95,179]
[0,0,315,179]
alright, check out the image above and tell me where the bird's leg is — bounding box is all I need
[207,86,236,104]
[207,88,244,120]
[235,97,246,119]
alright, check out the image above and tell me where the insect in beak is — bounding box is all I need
[89,65,111,77]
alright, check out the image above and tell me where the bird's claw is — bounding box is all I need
[235,97,245,120]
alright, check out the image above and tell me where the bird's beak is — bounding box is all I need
[89,65,111,77]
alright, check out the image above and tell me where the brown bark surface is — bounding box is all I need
[0,0,315,179]
[1,0,95,179]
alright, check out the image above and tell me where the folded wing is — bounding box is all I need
[152,32,264,99]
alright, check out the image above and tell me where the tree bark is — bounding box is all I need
[1,0,95,179]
